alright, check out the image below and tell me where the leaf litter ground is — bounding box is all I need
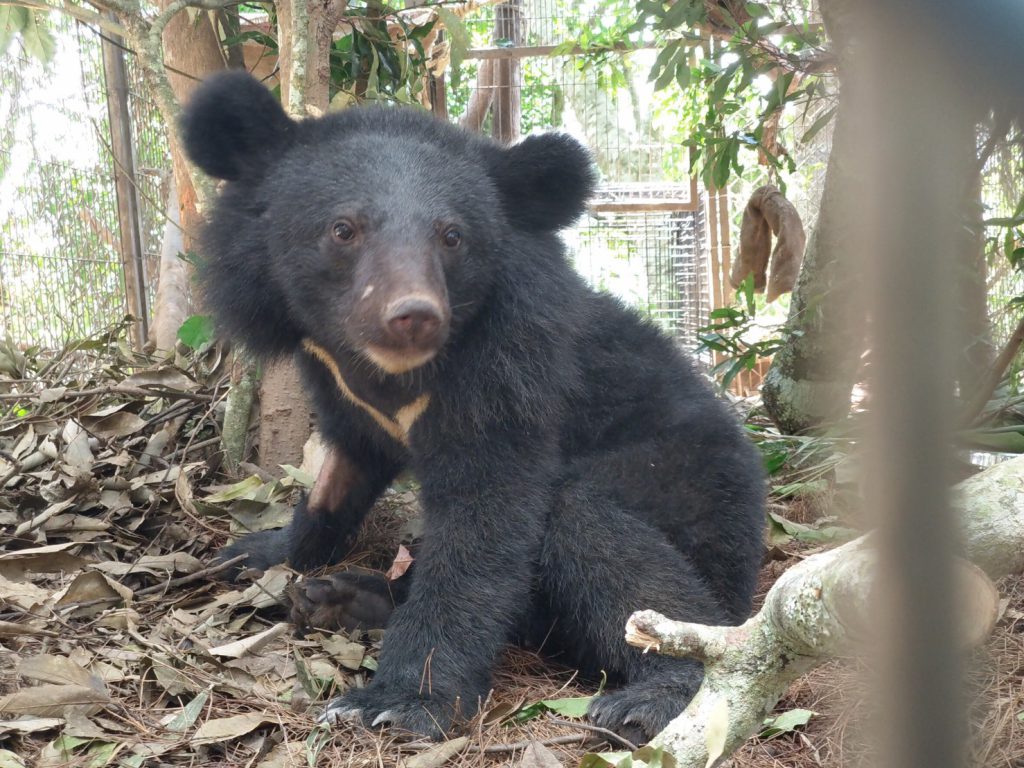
[1,334,1022,767]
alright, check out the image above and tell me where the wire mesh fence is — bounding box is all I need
[0,18,169,348]
[450,28,712,345]
[982,140,1024,348]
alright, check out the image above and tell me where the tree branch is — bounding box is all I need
[1,0,124,34]
[617,455,1022,768]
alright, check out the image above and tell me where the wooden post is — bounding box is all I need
[491,1,523,143]
[100,18,149,348]
[717,187,731,292]
[430,70,448,120]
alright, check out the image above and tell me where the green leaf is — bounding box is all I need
[1010,246,1024,269]
[800,105,837,144]
[203,475,267,503]
[19,11,55,63]
[767,511,856,544]
[761,448,788,475]
[959,428,1024,452]
[708,307,743,321]
[674,58,692,90]
[710,60,739,104]
[293,649,319,699]
[710,144,731,189]
[515,694,595,722]
[649,42,680,82]
[760,708,816,739]
[176,315,215,350]
[436,7,468,90]
[365,46,380,99]
[280,464,315,488]
[739,272,756,314]
[0,5,29,56]
[653,47,683,91]
[164,689,210,732]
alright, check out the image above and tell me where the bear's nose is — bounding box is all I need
[385,298,444,346]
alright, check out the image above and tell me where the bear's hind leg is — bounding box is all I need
[538,482,736,743]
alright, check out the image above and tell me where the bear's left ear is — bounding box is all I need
[487,133,597,233]
[180,71,297,182]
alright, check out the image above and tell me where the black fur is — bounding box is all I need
[182,73,765,742]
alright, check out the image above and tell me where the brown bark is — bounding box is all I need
[255,0,344,472]
[161,1,224,239]
[151,0,226,352]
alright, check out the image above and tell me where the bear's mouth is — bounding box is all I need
[362,345,439,375]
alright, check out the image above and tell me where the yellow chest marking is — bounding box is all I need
[301,339,430,447]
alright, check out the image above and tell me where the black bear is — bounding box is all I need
[180,70,765,742]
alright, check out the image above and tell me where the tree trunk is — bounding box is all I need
[148,173,189,352]
[760,100,864,434]
[956,162,995,396]
[149,0,226,353]
[624,455,1024,768]
[255,0,345,473]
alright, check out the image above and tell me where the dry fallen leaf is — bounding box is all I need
[0,543,88,579]
[0,717,65,736]
[321,635,366,671]
[385,544,415,581]
[81,410,147,439]
[18,655,106,691]
[191,713,273,745]
[399,736,470,768]
[520,740,563,768]
[55,571,133,617]
[207,622,291,659]
[0,573,50,613]
[0,683,110,718]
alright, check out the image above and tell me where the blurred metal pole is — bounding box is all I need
[848,3,980,767]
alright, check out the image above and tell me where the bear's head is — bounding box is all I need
[180,71,595,373]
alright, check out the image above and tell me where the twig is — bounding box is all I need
[405,733,586,754]
[547,716,639,752]
[0,385,212,401]
[0,0,126,35]
[165,436,221,461]
[961,312,1024,426]
[135,554,246,596]
[476,734,585,754]
[0,455,22,490]
[13,504,65,537]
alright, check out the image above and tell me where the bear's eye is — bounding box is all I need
[442,227,462,248]
[331,220,357,244]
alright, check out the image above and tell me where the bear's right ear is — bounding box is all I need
[180,71,296,182]
[486,133,596,233]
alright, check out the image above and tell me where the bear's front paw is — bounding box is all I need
[216,529,289,580]
[320,684,474,739]
[288,570,397,634]
[587,685,693,745]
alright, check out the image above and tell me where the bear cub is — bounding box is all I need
[181,70,765,743]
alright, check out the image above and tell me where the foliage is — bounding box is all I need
[696,275,791,389]
[632,0,834,190]
[759,707,816,739]
[0,5,55,63]
[176,314,215,350]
